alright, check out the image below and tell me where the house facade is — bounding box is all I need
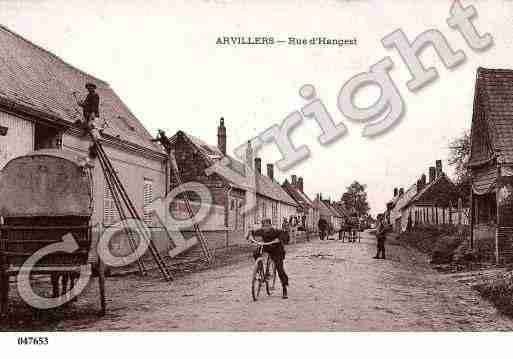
[0,26,167,235]
[402,161,468,231]
[387,160,468,234]
[468,67,513,263]
[164,120,299,249]
[313,195,345,231]
[282,175,319,231]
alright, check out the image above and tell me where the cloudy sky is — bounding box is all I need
[1,0,512,216]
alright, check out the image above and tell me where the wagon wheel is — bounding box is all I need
[0,269,9,318]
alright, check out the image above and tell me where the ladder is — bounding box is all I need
[88,130,173,281]
[168,151,214,265]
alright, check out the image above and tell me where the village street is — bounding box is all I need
[44,231,513,331]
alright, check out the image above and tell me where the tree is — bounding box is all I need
[448,131,471,198]
[341,181,370,218]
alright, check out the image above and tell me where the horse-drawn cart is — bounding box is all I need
[0,149,106,317]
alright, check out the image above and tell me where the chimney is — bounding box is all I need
[298,177,304,192]
[399,187,404,196]
[267,163,274,181]
[254,157,262,174]
[435,160,443,178]
[291,175,297,186]
[416,179,422,192]
[217,117,226,155]
[394,188,398,197]
[245,140,253,170]
[421,173,426,186]
[429,166,436,183]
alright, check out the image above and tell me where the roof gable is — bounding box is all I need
[282,181,315,209]
[469,67,513,166]
[405,174,461,208]
[172,131,297,206]
[0,25,161,153]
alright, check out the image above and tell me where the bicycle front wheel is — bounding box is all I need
[266,259,277,295]
[252,260,264,301]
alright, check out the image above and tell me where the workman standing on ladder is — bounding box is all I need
[74,82,101,166]
[77,82,100,129]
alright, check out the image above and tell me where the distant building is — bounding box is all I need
[164,119,299,249]
[282,175,319,231]
[313,195,345,231]
[388,161,468,233]
[468,67,513,263]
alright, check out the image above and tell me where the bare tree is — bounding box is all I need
[448,131,471,200]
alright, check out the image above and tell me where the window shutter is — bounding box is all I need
[103,181,116,226]
[143,178,154,225]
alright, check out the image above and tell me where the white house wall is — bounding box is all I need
[0,111,34,170]
[62,133,166,227]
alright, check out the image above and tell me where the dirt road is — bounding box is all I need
[47,231,513,331]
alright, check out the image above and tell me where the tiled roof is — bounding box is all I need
[470,67,513,166]
[332,202,349,217]
[282,180,315,209]
[313,198,333,217]
[0,25,161,152]
[324,201,343,218]
[176,131,297,206]
[402,174,459,208]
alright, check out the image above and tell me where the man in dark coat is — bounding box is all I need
[318,218,328,240]
[249,218,289,299]
[77,82,100,127]
[374,214,389,259]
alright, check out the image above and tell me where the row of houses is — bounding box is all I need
[0,25,349,259]
[384,67,513,265]
[384,160,469,234]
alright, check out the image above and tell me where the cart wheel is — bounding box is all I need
[0,271,9,317]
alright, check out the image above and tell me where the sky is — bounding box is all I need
[1,0,511,216]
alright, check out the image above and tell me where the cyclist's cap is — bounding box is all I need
[262,218,272,225]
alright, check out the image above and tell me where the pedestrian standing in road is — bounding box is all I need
[282,218,289,231]
[374,214,388,259]
[318,218,328,240]
[249,218,289,299]
[289,215,298,244]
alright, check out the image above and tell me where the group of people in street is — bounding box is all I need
[317,218,360,242]
[247,213,391,301]
[281,215,307,244]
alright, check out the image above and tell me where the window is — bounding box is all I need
[143,178,154,225]
[272,202,278,224]
[34,122,62,150]
[103,182,116,226]
[476,193,496,224]
[254,198,260,224]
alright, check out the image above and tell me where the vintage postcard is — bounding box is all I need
[0,0,512,356]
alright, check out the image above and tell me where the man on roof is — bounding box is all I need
[76,82,100,128]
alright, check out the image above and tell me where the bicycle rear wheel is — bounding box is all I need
[266,259,277,295]
[252,260,264,301]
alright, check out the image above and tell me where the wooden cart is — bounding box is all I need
[0,149,105,317]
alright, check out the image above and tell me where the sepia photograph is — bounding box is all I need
[0,0,513,356]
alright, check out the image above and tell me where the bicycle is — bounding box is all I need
[247,235,278,301]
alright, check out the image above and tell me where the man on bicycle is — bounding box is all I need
[248,218,289,299]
